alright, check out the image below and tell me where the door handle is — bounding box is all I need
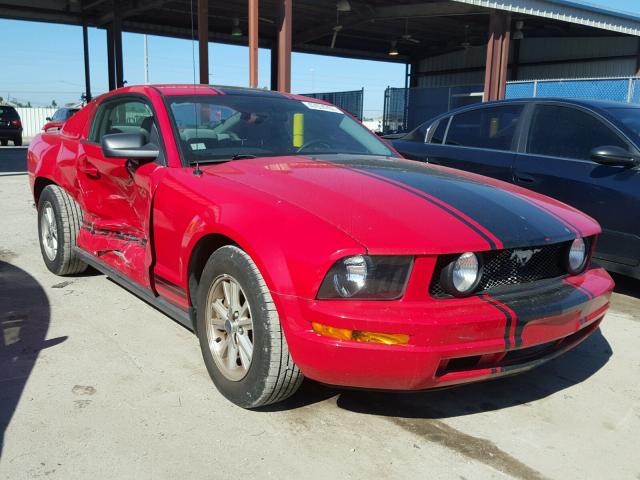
[514,172,535,184]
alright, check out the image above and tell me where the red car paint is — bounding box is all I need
[27,85,614,391]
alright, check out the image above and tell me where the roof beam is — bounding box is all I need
[97,0,168,25]
[373,2,486,19]
[0,5,83,24]
[294,2,487,46]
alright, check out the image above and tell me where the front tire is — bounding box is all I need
[196,245,303,408]
[37,185,87,275]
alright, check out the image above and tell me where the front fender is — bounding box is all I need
[152,169,365,301]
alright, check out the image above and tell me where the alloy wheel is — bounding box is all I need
[205,274,254,381]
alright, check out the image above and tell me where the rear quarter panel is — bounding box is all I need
[28,104,94,202]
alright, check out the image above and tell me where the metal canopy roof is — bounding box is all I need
[1,0,638,63]
[455,0,640,36]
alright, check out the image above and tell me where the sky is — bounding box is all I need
[0,0,639,116]
[0,19,404,118]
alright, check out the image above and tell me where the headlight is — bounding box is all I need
[440,252,482,297]
[317,255,413,300]
[567,237,588,274]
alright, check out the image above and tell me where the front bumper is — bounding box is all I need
[274,266,613,390]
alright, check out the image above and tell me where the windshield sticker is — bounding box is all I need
[190,143,206,151]
[301,102,343,114]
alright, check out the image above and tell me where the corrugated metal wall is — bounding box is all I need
[416,37,639,87]
[15,107,56,138]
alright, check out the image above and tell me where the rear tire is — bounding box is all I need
[13,136,22,146]
[0,139,7,146]
[37,185,88,276]
[196,245,303,408]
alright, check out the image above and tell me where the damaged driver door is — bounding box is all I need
[76,95,165,288]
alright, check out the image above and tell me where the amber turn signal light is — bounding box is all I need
[311,322,409,345]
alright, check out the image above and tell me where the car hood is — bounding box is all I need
[203,154,600,254]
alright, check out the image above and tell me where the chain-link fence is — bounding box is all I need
[382,85,483,134]
[506,77,640,103]
[299,88,364,120]
[383,77,640,134]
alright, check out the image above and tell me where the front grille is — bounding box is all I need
[430,241,572,298]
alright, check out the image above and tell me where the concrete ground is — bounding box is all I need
[1,147,639,480]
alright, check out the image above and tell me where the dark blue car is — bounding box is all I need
[390,98,640,279]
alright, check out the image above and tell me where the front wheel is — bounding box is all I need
[196,245,303,408]
[37,185,87,275]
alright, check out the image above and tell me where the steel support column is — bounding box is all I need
[270,45,279,90]
[511,36,521,81]
[106,24,116,91]
[198,0,209,84]
[82,21,92,101]
[113,13,124,88]
[483,11,511,102]
[409,60,420,88]
[249,0,259,88]
[277,0,292,93]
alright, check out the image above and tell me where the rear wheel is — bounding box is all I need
[0,139,7,146]
[196,245,303,408]
[13,136,22,146]
[37,185,87,275]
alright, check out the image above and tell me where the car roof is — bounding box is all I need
[434,97,640,119]
[99,84,332,106]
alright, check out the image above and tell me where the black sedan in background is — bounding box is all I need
[390,98,640,279]
[0,105,23,146]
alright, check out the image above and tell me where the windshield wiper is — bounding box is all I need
[188,154,258,166]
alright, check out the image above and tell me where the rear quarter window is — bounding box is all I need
[429,118,449,144]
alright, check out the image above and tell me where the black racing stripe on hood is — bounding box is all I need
[488,282,590,348]
[336,165,499,250]
[323,156,576,249]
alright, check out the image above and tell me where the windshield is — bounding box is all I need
[166,94,395,163]
[605,107,640,139]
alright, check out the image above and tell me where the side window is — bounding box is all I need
[90,98,154,144]
[445,105,523,151]
[429,118,449,144]
[527,105,628,160]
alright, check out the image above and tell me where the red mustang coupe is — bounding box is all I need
[27,85,613,408]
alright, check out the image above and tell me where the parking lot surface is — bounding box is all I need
[1,147,639,480]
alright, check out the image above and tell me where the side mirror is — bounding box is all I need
[590,145,639,167]
[45,117,51,121]
[101,132,159,160]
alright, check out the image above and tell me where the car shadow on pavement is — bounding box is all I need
[267,328,611,417]
[0,261,64,459]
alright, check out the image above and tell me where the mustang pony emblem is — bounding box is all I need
[510,248,542,267]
